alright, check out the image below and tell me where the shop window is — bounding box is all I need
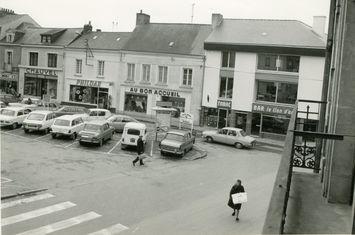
[127,63,135,81]
[257,54,300,72]
[124,93,147,113]
[48,53,57,68]
[205,108,218,127]
[158,66,168,84]
[182,68,193,86]
[221,51,235,68]
[69,85,97,104]
[256,80,297,104]
[29,52,38,66]
[76,59,82,74]
[161,96,185,117]
[24,77,57,99]
[98,60,105,76]
[219,76,233,99]
[5,51,13,64]
[261,116,290,135]
[142,64,150,82]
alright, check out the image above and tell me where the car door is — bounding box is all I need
[214,129,227,143]
[226,130,238,145]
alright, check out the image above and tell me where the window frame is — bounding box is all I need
[75,59,83,74]
[127,63,135,81]
[47,53,57,68]
[141,64,151,82]
[257,53,300,73]
[97,60,105,77]
[255,80,298,104]
[221,51,235,68]
[158,66,168,84]
[182,68,193,86]
[219,76,234,99]
[29,52,39,66]
[5,50,13,65]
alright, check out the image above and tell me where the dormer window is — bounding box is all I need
[6,34,14,43]
[41,35,51,43]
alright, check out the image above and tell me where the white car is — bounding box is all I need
[88,108,112,121]
[121,122,147,150]
[51,114,85,139]
[0,107,31,129]
[23,110,56,134]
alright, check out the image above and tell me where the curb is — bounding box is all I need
[182,145,208,161]
[1,188,48,200]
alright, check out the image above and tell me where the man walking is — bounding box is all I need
[133,135,145,166]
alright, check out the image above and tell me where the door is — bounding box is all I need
[215,128,228,143]
[98,89,109,109]
[218,109,228,128]
[251,113,261,135]
[226,129,238,145]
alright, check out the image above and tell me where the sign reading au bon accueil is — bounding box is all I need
[129,87,181,97]
[252,103,294,117]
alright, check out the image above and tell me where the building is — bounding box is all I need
[17,26,85,101]
[0,8,40,94]
[64,27,131,109]
[202,14,326,139]
[118,11,212,125]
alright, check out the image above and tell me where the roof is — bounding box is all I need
[124,122,146,129]
[84,120,109,125]
[68,31,131,50]
[56,114,85,121]
[29,110,53,114]
[205,19,325,49]
[2,106,27,111]
[223,127,243,131]
[0,14,27,25]
[89,108,111,112]
[167,130,189,135]
[122,23,212,55]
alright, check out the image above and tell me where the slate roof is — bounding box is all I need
[205,19,325,49]
[0,14,27,25]
[67,31,131,50]
[122,23,212,55]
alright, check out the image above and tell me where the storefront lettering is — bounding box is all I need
[217,100,232,109]
[252,103,293,116]
[76,79,102,87]
[25,68,57,76]
[129,87,180,97]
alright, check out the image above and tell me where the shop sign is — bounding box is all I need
[217,100,232,109]
[180,113,193,124]
[25,68,57,76]
[252,103,294,116]
[129,87,180,97]
[0,73,17,81]
[76,79,102,87]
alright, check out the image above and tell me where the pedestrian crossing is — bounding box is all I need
[1,193,129,235]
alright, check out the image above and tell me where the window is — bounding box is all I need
[6,51,13,64]
[127,129,141,135]
[257,54,300,72]
[221,51,235,68]
[29,52,38,66]
[261,116,290,135]
[47,53,57,68]
[158,66,168,84]
[256,80,298,104]
[182,68,193,86]
[6,34,13,43]
[41,35,51,43]
[142,64,150,82]
[127,63,135,81]
[219,76,234,99]
[124,93,147,113]
[76,59,82,74]
[98,60,105,76]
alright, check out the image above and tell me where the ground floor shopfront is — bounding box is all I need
[0,72,18,95]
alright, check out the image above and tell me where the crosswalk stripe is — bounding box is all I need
[1,201,76,227]
[1,193,55,209]
[88,223,129,235]
[16,212,102,235]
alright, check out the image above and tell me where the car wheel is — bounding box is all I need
[51,133,57,139]
[160,150,165,156]
[24,128,29,134]
[206,136,213,142]
[11,123,18,129]
[72,133,77,140]
[235,142,243,149]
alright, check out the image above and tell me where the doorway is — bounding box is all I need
[251,113,261,135]
[98,88,109,109]
[218,109,228,128]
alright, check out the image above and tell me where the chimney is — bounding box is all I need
[312,16,326,38]
[136,10,150,26]
[82,21,93,34]
[212,13,223,29]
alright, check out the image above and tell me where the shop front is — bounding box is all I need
[0,72,18,95]
[23,68,58,99]
[251,102,294,139]
[202,100,232,128]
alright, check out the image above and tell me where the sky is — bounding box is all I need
[2,0,331,32]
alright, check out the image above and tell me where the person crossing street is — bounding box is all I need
[133,135,145,166]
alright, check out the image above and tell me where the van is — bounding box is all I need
[121,122,147,150]
[51,114,85,139]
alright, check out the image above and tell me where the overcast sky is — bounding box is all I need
[2,0,331,32]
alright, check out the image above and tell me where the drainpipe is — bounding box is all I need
[200,55,206,126]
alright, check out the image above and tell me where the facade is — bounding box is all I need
[64,29,130,110]
[118,12,212,125]
[202,14,326,139]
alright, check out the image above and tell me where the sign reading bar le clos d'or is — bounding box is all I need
[252,103,294,116]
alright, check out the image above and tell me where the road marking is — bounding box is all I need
[1,193,55,209]
[16,212,101,235]
[1,201,76,226]
[34,133,51,140]
[64,141,77,148]
[88,223,129,235]
[107,139,121,154]
[1,177,13,184]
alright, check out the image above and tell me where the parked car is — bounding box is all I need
[159,130,195,157]
[107,115,139,133]
[0,107,31,129]
[51,114,85,139]
[121,122,147,150]
[202,127,256,149]
[23,110,56,134]
[88,108,112,121]
[36,101,60,111]
[78,120,115,146]
[0,93,22,105]
[54,106,90,119]
[0,101,6,108]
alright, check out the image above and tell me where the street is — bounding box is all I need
[1,127,281,235]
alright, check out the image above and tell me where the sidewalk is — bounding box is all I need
[284,172,353,234]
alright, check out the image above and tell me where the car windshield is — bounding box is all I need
[240,130,247,137]
[127,129,141,135]
[0,109,15,116]
[54,119,70,126]
[27,113,45,121]
[84,124,101,132]
[165,133,184,142]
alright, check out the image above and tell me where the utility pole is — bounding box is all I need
[191,3,195,23]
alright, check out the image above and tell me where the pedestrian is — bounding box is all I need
[228,179,245,221]
[132,135,145,166]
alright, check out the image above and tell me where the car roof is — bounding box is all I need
[1,106,27,111]
[61,106,87,109]
[84,120,108,125]
[89,108,110,112]
[56,114,84,120]
[167,130,188,135]
[29,110,53,114]
[124,122,146,129]
[111,114,135,119]
[222,127,243,131]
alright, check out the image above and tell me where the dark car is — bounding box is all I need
[0,94,22,105]
[54,106,90,118]
[78,120,115,146]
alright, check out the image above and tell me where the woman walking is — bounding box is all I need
[228,179,245,221]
